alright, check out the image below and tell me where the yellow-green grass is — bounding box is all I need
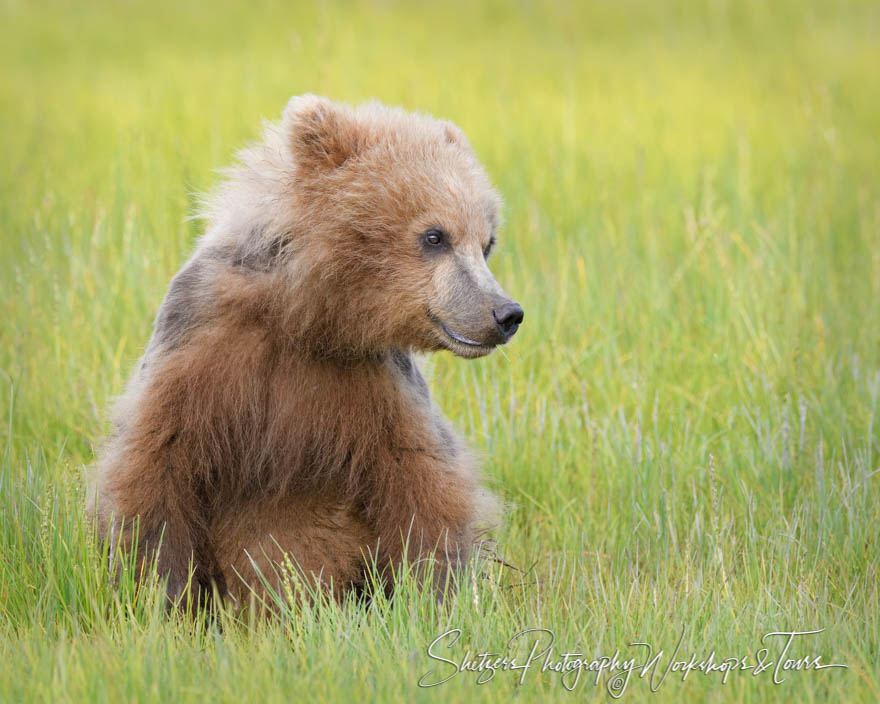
[2,1,878,701]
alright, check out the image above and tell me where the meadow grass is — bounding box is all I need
[2,0,879,701]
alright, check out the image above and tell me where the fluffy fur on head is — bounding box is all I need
[89,96,521,609]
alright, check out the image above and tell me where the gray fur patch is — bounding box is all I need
[208,229,286,272]
[148,259,207,352]
[145,230,286,357]
[390,348,430,402]
[436,421,458,461]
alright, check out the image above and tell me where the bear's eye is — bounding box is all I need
[422,228,447,248]
[483,236,496,259]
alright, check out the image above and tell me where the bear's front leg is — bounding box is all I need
[364,446,484,601]
[97,432,219,608]
[92,358,224,609]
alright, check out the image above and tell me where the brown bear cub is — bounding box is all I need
[88,95,523,609]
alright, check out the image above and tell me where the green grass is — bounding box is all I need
[2,0,879,701]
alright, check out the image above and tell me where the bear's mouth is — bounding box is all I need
[430,316,496,358]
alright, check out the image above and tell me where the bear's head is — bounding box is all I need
[279,95,523,359]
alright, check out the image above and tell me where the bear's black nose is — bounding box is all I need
[493,303,524,341]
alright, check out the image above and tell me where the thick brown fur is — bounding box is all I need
[87,95,521,609]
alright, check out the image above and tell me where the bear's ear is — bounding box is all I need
[283,95,361,170]
[441,120,470,148]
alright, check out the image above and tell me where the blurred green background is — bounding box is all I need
[1,1,878,702]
